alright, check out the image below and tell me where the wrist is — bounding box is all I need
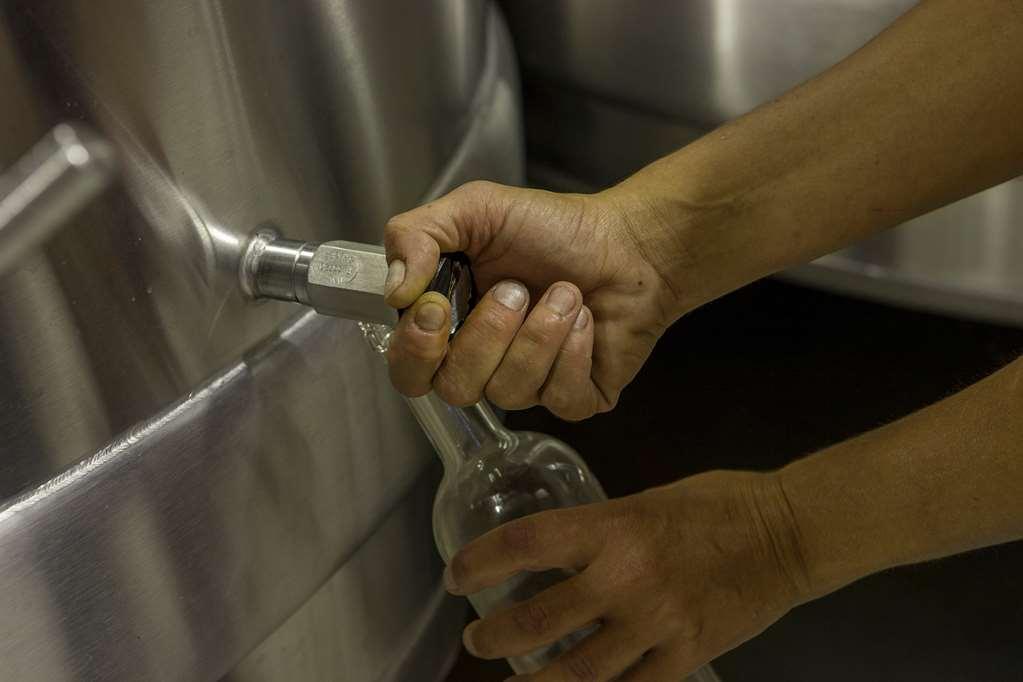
[776,452,896,601]
[586,186,689,324]
[742,470,816,606]
[595,182,706,320]
[601,151,780,318]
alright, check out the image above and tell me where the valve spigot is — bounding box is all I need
[240,227,475,334]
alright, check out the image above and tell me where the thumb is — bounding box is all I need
[383,180,502,308]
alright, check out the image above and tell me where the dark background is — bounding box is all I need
[448,278,1023,681]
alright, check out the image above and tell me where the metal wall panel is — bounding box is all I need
[0,2,523,680]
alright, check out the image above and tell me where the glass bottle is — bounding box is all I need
[361,323,718,681]
[361,322,603,672]
[413,391,605,672]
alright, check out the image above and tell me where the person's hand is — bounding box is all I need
[383,181,681,420]
[443,470,811,681]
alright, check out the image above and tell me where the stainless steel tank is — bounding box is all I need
[0,1,523,680]
[501,0,1023,326]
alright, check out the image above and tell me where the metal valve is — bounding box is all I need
[241,227,476,333]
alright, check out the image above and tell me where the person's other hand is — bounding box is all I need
[384,181,680,420]
[444,470,810,680]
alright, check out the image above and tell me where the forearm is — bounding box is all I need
[610,0,1023,313]
[779,356,1023,601]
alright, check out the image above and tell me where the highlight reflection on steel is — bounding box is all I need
[0,123,116,276]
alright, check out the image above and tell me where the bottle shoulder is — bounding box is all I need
[434,430,606,552]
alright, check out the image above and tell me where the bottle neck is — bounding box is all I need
[404,393,517,472]
[358,322,516,472]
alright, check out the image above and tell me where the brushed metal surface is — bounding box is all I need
[787,177,1023,326]
[502,0,1023,326]
[503,0,915,125]
[0,123,115,276]
[224,465,466,682]
[0,313,432,681]
[0,1,522,681]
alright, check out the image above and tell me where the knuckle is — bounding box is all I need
[467,624,498,658]
[520,317,560,349]
[473,307,516,337]
[541,389,570,413]
[553,404,592,423]
[384,217,439,266]
[643,584,695,635]
[608,514,666,581]
[501,518,539,555]
[383,217,406,237]
[433,370,480,407]
[562,650,599,682]
[594,389,619,414]
[558,338,590,359]
[485,378,535,411]
[448,552,472,590]
[667,609,705,644]
[383,216,407,239]
[629,537,658,567]
[541,386,587,421]
[513,600,553,637]
[450,181,498,219]
[457,179,497,198]
[383,216,421,247]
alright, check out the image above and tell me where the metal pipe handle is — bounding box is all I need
[0,123,117,277]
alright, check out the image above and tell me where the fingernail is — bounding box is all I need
[573,307,590,330]
[493,280,527,311]
[443,565,459,593]
[547,284,577,316]
[462,620,481,656]
[415,302,446,331]
[385,259,406,297]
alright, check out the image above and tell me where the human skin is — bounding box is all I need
[384,0,1023,679]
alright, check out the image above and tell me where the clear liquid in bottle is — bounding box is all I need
[361,323,718,680]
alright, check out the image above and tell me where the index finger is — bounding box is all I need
[384,183,488,308]
[445,506,606,596]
